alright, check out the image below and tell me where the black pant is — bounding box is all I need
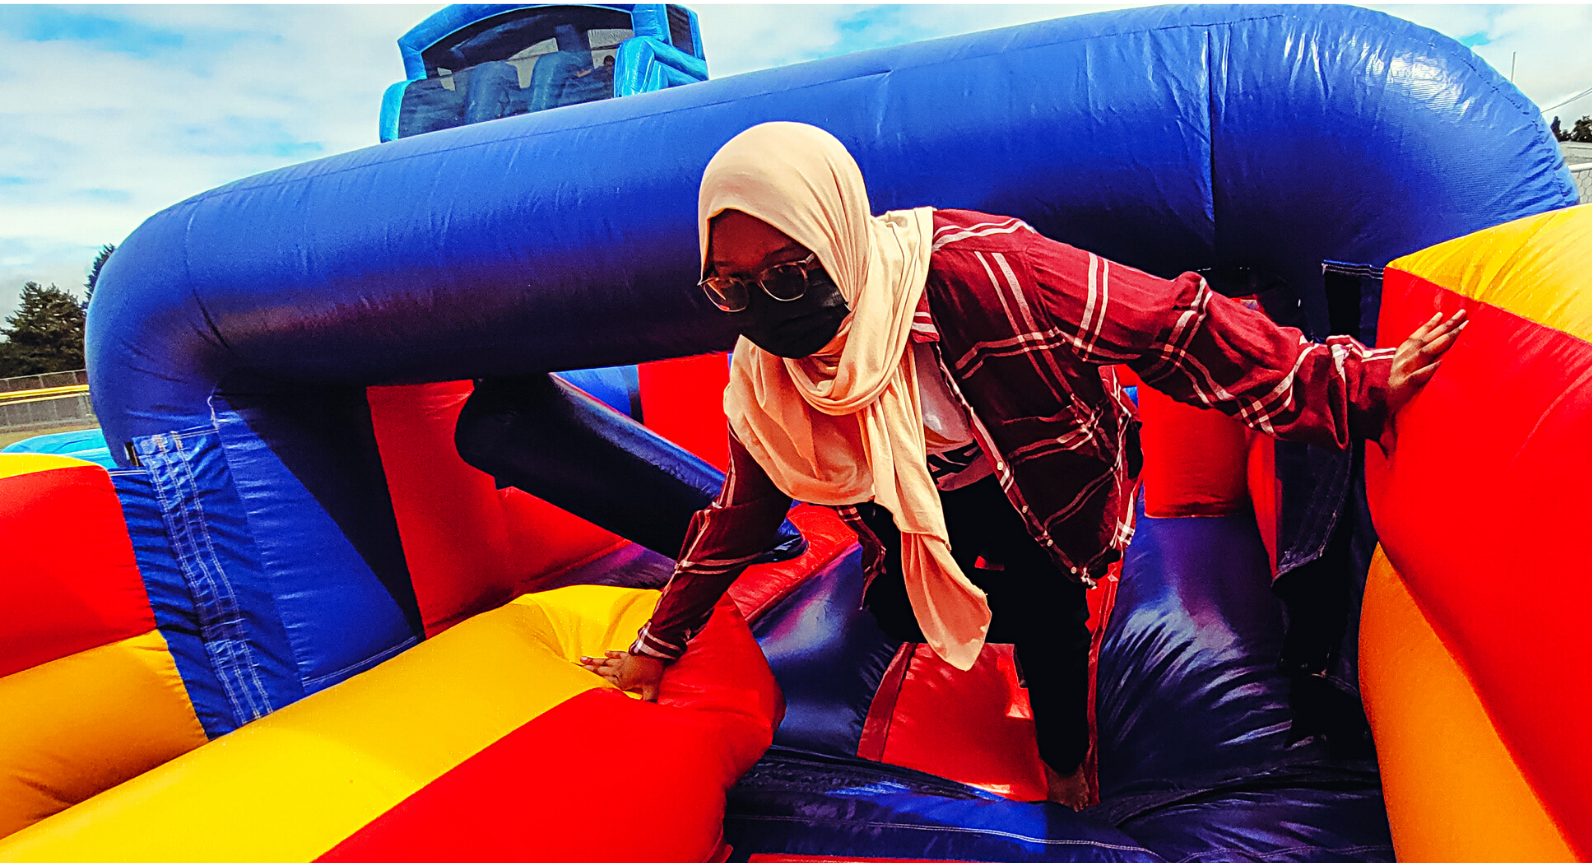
[857,476,1093,774]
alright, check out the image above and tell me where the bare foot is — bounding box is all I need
[1044,763,1091,811]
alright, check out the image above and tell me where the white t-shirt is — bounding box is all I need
[914,342,994,492]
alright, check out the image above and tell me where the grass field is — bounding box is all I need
[0,422,101,449]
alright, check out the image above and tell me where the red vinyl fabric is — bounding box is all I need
[315,595,780,863]
[1246,434,1279,574]
[0,462,155,678]
[857,643,1049,802]
[367,382,516,636]
[639,353,733,472]
[1138,383,1251,518]
[726,505,858,625]
[1369,272,1592,852]
[853,553,1127,806]
[367,382,625,636]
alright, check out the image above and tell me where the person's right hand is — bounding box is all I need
[579,650,664,702]
[1388,309,1467,418]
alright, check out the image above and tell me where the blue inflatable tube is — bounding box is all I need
[88,3,1571,457]
[83,3,1572,706]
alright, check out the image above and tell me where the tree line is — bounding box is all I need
[1552,115,1592,143]
[0,245,113,378]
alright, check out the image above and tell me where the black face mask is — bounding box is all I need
[736,267,850,358]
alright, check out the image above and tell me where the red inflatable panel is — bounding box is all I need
[0,463,154,678]
[639,353,732,472]
[368,382,514,636]
[727,505,858,625]
[857,645,912,763]
[856,563,1124,806]
[1138,383,1251,518]
[368,382,625,635]
[862,643,1049,803]
[497,488,627,595]
[1371,274,1592,849]
[1246,433,1279,575]
[318,596,780,863]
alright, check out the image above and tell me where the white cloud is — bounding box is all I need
[1372,4,1592,118]
[694,4,1147,78]
[4,3,1590,327]
[0,4,445,321]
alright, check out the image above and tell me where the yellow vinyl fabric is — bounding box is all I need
[0,453,95,479]
[1390,203,1592,340]
[0,629,208,838]
[1360,550,1577,863]
[0,585,659,863]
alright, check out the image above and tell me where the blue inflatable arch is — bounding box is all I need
[87,4,1572,697]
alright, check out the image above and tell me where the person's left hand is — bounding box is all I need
[579,650,664,702]
[1387,309,1468,420]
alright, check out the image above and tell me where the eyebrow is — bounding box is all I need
[753,242,807,269]
[712,241,807,278]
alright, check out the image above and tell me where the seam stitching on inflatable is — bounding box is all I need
[725,814,1144,849]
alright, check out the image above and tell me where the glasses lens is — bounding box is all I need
[760,262,811,301]
[701,277,749,312]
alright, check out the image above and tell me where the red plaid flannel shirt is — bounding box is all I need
[632,210,1393,661]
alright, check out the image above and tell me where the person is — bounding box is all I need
[580,122,1465,809]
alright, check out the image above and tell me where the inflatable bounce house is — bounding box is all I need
[2,5,1588,862]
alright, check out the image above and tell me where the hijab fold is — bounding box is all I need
[701,122,991,671]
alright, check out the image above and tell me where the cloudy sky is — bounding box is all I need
[3,3,1590,322]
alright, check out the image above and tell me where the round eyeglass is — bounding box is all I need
[699,253,823,312]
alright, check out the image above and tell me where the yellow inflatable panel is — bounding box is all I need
[1360,550,1578,863]
[520,581,668,664]
[1391,204,1592,341]
[0,586,656,863]
[0,453,100,479]
[0,629,207,839]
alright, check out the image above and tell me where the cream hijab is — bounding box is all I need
[701,122,991,671]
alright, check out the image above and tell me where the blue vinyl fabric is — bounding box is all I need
[381,4,704,142]
[1116,785,1393,863]
[1097,505,1312,802]
[396,4,640,81]
[556,364,642,418]
[1093,505,1391,858]
[84,1,1571,752]
[751,547,901,758]
[1,427,115,469]
[724,749,1161,863]
[454,372,806,560]
[109,466,249,738]
[737,499,1393,860]
[113,430,305,727]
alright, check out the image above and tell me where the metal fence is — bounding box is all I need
[1571,161,1592,205]
[0,370,95,433]
[0,369,87,393]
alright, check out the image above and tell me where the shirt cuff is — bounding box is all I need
[630,625,683,663]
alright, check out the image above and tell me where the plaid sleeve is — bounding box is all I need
[1130,280,1394,449]
[631,428,792,662]
[1023,239,1394,449]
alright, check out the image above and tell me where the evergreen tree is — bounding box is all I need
[1573,116,1592,143]
[0,282,86,376]
[83,244,115,310]
[1551,116,1592,143]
